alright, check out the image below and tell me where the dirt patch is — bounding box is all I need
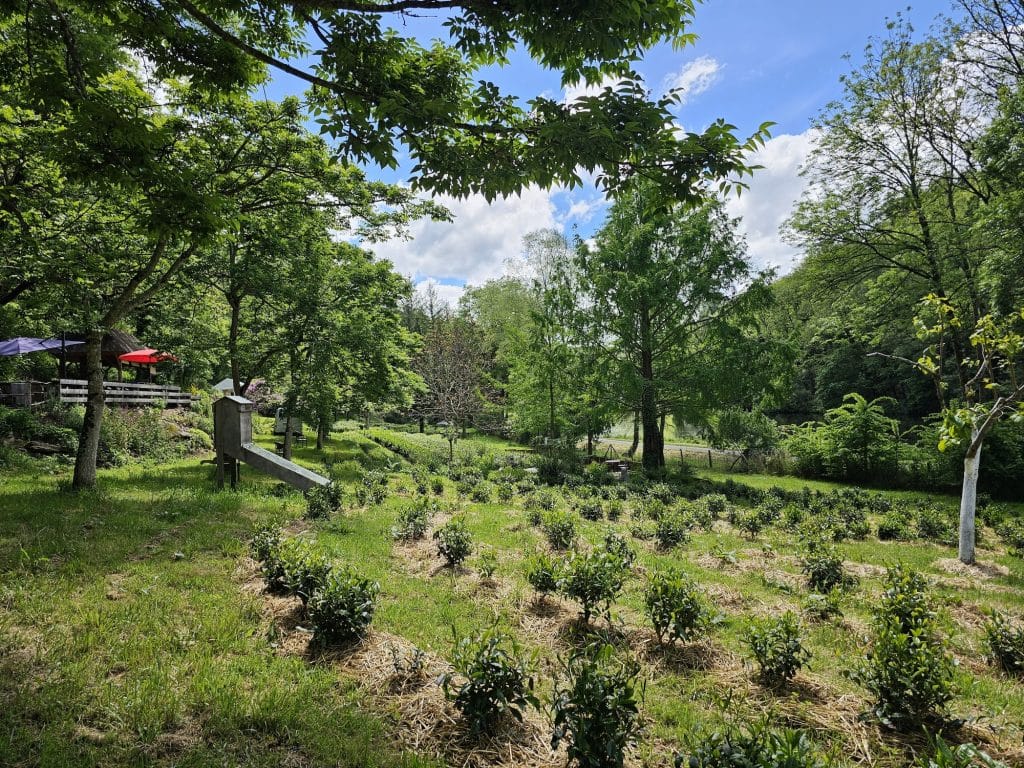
[846,561,887,579]
[704,584,747,610]
[636,634,723,673]
[935,558,1010,580]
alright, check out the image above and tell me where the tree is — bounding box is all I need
[578,184,784,471]
[702,408,780,471]
[904,296,1024,564]
[79,0,770,204]
[416,318,486,459]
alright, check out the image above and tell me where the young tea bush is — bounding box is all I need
[877,510,913,541]
[559,547,631,623]
[655,510,692,550]
[803,589,844,622]
[551,645,643,768]
[848,564,956,727]
[644,569,709,644]
[250,523,281,564]
[434,518,473,567]
[800,539,854,593]
[392,497,435,541]
[282,544,333,605]
[746,611,811,686]
[355,469,389,506]
[525,551,562,599]
[577,499,604,521]
[542,510,578,550]
[470,480,494,503]
[441,627,538,736]
[307,568,379,645]
[305,482,344,520]
[476,548,498,579]
[984,611,1024,675]
[679,722,833,768]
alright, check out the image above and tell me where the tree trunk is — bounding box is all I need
[283,406,295,461]
[548,377,556,438]
[586,429,593,457]
[418,415,425,434]
[640,385,664,472]
[228,295,242,395]
[316,420,326,451]
[72,331,105,489]
[627,410,639,458]
[959,435,982,565]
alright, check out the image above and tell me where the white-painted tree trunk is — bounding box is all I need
[958,433,981,565]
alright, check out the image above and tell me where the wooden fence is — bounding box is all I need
[54,379,193,408]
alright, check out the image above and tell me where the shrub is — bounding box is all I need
[542,510,578,550]
[470,480,494,503]
[525,551,561,599]
[746,611,811,686]
[679,722,834,768]
[434,518,473,567]
[410,466,430,494]
[702,493,729,516]
[526,487,560,511]
[355,469,389,506]
[848,564,956,727]
[307,568,379,644]
[601,531,635,569]
[497,482,515,502]
[877,510,913,541]
[799,540,853,593]
[260,536,308,594]
[392,497,435,541]
[305,482,343,520]
[558,548,631,623]
[249,524,281,563]
[606,499,624,521]
[441,627,538,736]
[551,645,643,768]
[735,509,768,539]
[476,548,498,579]
[577,499,604,521]
[655,511,692,550]
[915,736,1010,768]
[996,519,1024,555]
[916,506,953,543]
[583,461,610,486]
[984,611,1024,675]
[644,569,709,644]
[802,589,843,622]
[282,545,333,605]
[430,475,446,495]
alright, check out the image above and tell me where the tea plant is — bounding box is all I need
[559,547,631,623]
[984,611,1024,675]
[434,518,473,567]
[391,497,434,541]
[577,499,604,521]
[542,509,578,550]
[799,539,854,593]
[525,551,561,599]
[803,589,843,622]
[848,564,956,727]
[476,548,498,579]
[249,523,281,564]
[678,721,833,768]
[307,568,379,644]
[355,469,389,506]
[746,611,811,686]
[551,645,643,768]
[470,480,494,503]
[655,510,691,549]
[644,569,709,644]
[305,481,344,520]
[282,544,333,605]
[441,627,538,736]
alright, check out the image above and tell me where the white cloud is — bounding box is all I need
[562,75,630,105]
[369,186,558,287]
[726,129,819,275]
[663,56,721,105]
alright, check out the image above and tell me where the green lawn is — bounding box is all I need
[1,428,1022,767]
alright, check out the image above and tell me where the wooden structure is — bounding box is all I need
[0,381,49,408]
[213,395,328,492]
[55,379,193,407]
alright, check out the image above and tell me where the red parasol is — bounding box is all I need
[117,348,178,364]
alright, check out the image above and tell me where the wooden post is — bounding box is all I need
[708,449,712,469]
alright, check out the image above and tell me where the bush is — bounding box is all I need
[606,499,624,521]
[601,531,635,569]
[679,724,831,765]
[470,480,494,503]
[644,569,709,644]
[848,564,956,727]
[583,461,610,486]
[558,547,631,623]
[799,540,853,593]
[551,645,642,768]
[355,469,389,506]
[476,548,498,579]
[411,466,430,494]
[430,475,446,495]
[260,536,304,594]
[249,524,281,563]
[542,510,578,550]
[525,551,561,599]
[526,487,560,512]
[877,510,913,541]
[307,568,379,644]
[984,611,1024,675]
[679,722,834,768]
[916,506,953,543]
[441,627,538,736]
[914,736,1010,768]
[434,518,473,567]
[996,519,1024,555]
[282,544,333,605]
[305,482,343,520]
[735,508,768,539]
[577,499,604,521]
[746,611,811,686]
[392,497,435,540]
[802,589,843,622]
[497,482,515,502]
[655,511,692,550]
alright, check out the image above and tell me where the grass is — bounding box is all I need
[2,425,1023,767]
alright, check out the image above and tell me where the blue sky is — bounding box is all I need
[263,1,950,304]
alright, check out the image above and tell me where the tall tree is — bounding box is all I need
[579,184,784,471]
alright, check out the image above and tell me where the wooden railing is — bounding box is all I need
[54,379,193,408]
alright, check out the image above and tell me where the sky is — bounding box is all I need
[263,0,951,306]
